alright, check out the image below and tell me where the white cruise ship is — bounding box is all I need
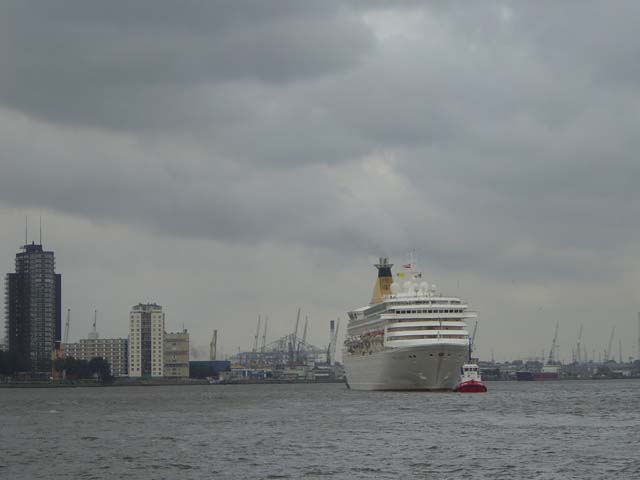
[343,258,477,391]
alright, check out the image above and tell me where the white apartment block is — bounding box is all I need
[64,338,128,377]
[128,303,165,378]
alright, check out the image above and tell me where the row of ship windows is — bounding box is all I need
[350,300,463,320]
[387,334,467,341]
[387,326,465,332]
[394,309,464,314]
[390,300,461,305]
[396,319,465,325]
[407,353,462,358]
[396,319,464,325]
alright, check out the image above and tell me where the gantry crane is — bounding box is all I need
[260,317,268,353]
[252,315,260,353]
[576,324,583,364]
[604,326,615,362]
[63,308,71,345]
[547,320,559,365]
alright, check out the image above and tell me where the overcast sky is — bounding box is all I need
[1,1,639,362]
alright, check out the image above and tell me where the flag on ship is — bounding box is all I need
[402,263,412,269]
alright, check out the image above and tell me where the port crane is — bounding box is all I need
[260,317,268,353]
[575,324,583,364]
[547,320,559,365]
[289,308,301,365]
[619,338,623,364]
[63,308,71,345]
[252,315,261,353]
[296,316,308,362]
[327,318,340,365]
[604,326,615,362]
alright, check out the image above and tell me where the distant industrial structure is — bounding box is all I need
[479,318,640,381]
[227,309,343,382]
[4,240,61,375]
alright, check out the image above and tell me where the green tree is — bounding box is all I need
[53,356,112,383]
[89,357,113,384]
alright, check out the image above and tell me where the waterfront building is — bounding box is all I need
[64,338,128,377]
[128,303,164,377]
[4,242,61,373]
[163,330,189,378]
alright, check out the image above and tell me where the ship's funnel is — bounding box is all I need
[371,257,394,304]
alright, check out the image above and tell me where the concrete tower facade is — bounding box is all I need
[4,242,61,374]
[128,303,164,377]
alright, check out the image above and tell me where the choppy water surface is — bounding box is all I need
[1,380,640,479]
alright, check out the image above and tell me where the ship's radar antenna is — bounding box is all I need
[374,257,393,271]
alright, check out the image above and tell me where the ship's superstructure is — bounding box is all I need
[343,258,477,390]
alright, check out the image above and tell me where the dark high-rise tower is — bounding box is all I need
[4,242,61,373]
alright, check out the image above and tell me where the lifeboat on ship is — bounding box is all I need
[453,364,487,393]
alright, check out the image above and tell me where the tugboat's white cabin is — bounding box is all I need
[461,364,481,380]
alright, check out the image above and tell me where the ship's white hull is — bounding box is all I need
[343,343,468,391]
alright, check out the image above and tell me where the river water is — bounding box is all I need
[1,380,639,479]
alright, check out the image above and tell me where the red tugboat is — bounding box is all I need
[453,364,487,393]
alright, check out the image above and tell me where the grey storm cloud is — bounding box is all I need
[1,0,640,288]
[0,0,373,130]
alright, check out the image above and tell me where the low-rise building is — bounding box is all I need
[63,338,128,377]
[164,330,189,378]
